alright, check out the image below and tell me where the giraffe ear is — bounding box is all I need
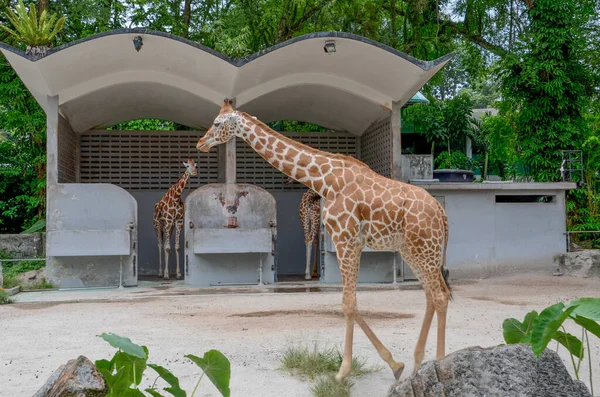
[182,161,188,167]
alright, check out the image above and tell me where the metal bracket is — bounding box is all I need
[133,256,136,276]
[185,255,189,276]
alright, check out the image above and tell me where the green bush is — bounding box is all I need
[0,289,13,304]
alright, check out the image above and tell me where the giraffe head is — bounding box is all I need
[197,99,243,152]
[183,157,198,176]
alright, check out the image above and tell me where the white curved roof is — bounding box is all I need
[0,30,452,135]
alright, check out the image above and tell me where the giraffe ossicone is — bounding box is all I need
[197,99,452,383]
[153,157,198,280]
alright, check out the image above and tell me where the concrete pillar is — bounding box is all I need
[225,139,236,183]
[391,101,403,181]
[226,97,237,184]
[46,95,59,187]
[46,95,59,234]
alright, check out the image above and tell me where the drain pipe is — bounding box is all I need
[392,251,398,285]
[118,255,124,289]
[258,253,264,286]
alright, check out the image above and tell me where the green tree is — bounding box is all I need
[500,0,597,182]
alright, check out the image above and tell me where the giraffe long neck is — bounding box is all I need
[171,172,190,199]
[237,114,351,197]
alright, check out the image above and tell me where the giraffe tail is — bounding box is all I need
[441,210,453,301]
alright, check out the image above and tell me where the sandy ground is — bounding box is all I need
[1,273,599,397]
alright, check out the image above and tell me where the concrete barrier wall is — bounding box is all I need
[185,183,277,286]
[46,183,137,288]
[433,188,568,278]
[0,233,45,257]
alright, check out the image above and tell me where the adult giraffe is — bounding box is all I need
[153,157,198,280]
[197,100,451,382]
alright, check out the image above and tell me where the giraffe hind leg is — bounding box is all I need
[304,243,312,280]
[402,249,451,373]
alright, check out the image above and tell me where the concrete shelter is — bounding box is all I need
[0,29,574,288]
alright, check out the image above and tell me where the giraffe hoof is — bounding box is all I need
[157,274,163,278]
[176,274,183,280]
[392,362,405,380]
[305,274,312,280]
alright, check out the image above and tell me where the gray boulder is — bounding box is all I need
[33,356,106,397]
[17,268,47,288]
[556,250,600,278]
[388,344,591,397]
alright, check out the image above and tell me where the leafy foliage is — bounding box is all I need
[96,333,231,397]
[0,0,65,49]
[503,297,600,394]
[0,53,46,233]
[403,93,474,170]
[434,151,472,171]
[500,0,597,182]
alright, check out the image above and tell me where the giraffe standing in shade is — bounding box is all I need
[285,177,321,279]
[197,100,451,382]
[153,158,198,280]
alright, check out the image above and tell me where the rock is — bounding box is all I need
[388,344,591,397]
[555,250,600,278]
[16,268,46,287]
[33,356,106,397]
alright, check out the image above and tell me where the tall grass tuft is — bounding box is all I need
[279,341,381,380]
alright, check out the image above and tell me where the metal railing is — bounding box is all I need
[565,231,600,252]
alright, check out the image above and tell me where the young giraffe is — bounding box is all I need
[197,100,451,382]
[153,158,198,280]
[285,176,320,279]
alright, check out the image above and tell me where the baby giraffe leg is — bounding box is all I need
[175,219,183,280]
[155,225,163,278]
[304,242,313,280]
[163,228,172,280]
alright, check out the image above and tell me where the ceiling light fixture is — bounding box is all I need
[133,36,143,52]
[323,40,336,54]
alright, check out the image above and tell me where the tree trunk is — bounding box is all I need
[37,0,49,16]
[183,0,191,39]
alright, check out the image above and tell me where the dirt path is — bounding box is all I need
[1,273,599,396]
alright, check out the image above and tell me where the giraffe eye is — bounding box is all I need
[214,122,221,128]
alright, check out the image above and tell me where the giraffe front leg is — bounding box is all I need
[333,245,361,383]
[163,229,172,280]
[175,219,183,280]
[155,225,163,278]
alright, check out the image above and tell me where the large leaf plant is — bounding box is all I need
[503,297,600,396]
